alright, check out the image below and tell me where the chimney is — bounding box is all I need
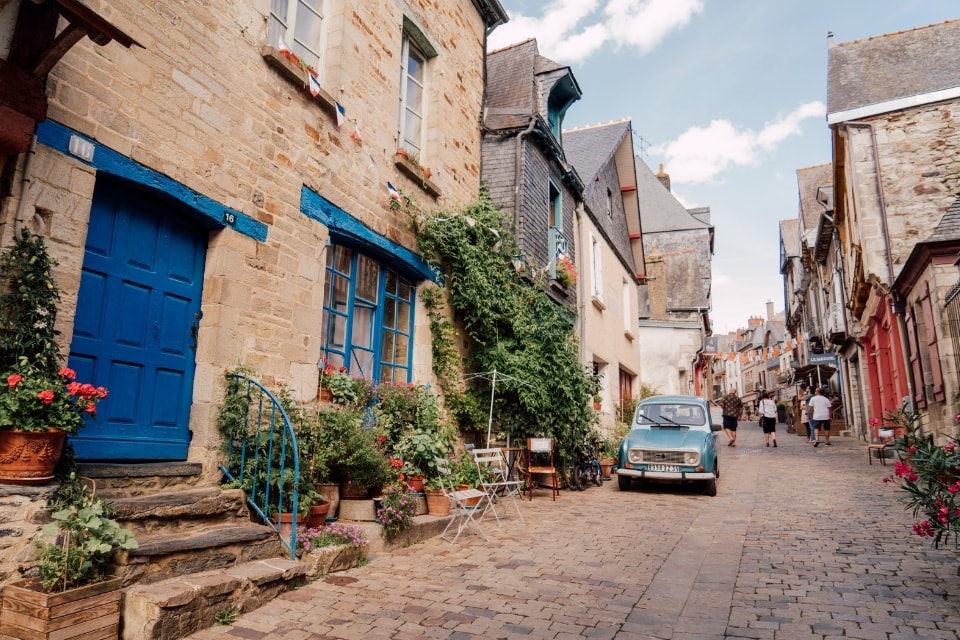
[766,300,774,320]
[656,164,671,192]
[748,315,763,328]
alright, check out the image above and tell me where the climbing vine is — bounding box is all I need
[408,187,597,468]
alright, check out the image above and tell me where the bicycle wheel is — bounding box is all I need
[592,460,603,486]
[569,463,585,491]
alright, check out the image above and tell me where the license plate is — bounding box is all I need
[646,464,679,472]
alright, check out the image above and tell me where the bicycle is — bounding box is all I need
[569,435,604,491]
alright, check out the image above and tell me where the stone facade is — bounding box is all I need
[0,0,505,587]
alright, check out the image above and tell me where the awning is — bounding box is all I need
[791,363,837,387]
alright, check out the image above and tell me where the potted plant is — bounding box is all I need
[0,230,108,485]
[318,406,391,498]
[423,475,450,516]
[0,489,137,639]
[0,363,108,484]
[593,394,602,410]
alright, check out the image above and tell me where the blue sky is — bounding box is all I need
[488,1,958,335]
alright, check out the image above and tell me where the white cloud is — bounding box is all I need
[488,0,704,63]
[649,101,826,184]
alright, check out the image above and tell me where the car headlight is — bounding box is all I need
[628,450,643,464]
[684,452,699,465]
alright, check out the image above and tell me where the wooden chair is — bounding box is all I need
[867,428,896,466]
[526,438,559,501]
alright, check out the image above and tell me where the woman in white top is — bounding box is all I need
[758,392,779,448]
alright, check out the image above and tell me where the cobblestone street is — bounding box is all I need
[189,424,960,639]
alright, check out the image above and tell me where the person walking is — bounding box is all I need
[758,392,778,447]
[720,386,743,447]
[807,386,833,447]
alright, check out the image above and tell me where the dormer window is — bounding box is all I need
[546,74,580,140]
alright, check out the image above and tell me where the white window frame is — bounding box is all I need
[590,233,603,300]
[622,278,632,334]
[399,34,427,157]
[269,0,326,75]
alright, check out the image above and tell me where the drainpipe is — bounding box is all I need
[514,118,537,249]
[842,120,916,407]
[575,201,586,362]
[13,134,39,237]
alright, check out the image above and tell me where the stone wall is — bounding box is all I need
[0,484,56,590]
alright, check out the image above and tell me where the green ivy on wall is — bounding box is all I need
[409,187,598,469]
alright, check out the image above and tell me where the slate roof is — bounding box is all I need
[780,218,800,259]
[796,163,832,237]
[636,158,711,233]
[563,119,630,201]
[925,195,960,243]
[484,39,578,132]
[827,20,960,117]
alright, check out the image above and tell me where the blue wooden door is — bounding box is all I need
[68,182,207,460]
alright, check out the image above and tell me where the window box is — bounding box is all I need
[394,154,441,198]
[261,45,337,116]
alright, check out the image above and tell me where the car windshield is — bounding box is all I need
[636,403,707,427]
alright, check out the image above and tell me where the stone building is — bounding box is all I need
[637,162,713,397]
[826,19,960,440]
[481,38,584,308]
[0,0,506,593]
[563,119,644,426]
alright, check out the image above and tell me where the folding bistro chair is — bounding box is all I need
[526,438,559,501]
[434,457,488,543]
[471,447,525,525]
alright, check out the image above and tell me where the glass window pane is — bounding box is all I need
[381,332,395,363]
[293,4,322,54]
[356,255,379,302]
[352,303,374,348]
[407,50,423,83]
[395,334,409,365]
[380,364,393,383]
[396,300,410,332]
[351,348,374,378]
[385,270,398,295]
[324,352,344,369]
[404,111,422,146]
[383,298,397,330]
[406,78,423,113]
[332,274,349,310]
[329,314,346,349]
[334,246,353,274]
[398,279,411,300]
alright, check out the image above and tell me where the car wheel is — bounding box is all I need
[713,457,719,479]
[703,477,717,497]
[617,473,631,491]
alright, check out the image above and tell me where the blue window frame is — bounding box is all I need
[320,244,415,383]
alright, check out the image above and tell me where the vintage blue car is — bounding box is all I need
[617,395,721,496]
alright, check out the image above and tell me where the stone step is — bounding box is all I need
[115,522,285,585]
[121,558,309,640]
[105,487,252,536]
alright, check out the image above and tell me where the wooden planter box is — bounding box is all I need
[0,577,121,640]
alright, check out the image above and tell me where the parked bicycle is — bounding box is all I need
[569,435,604,491]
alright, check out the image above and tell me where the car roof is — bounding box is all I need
[638,395,708,406]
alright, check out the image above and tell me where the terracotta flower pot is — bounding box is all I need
[424,489,450,516]
[305,502,330,528]
[0,428,67,486]
[406,474,425,493]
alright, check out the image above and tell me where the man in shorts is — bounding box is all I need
[807,386,833,447]
[720,386,743,447]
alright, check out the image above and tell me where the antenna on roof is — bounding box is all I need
[634,130,651,158]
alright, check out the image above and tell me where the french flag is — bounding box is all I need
[387,182,402,202]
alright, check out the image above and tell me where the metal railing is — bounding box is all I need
[218,374,300,559]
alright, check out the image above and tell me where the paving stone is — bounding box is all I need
[180,427,960,639]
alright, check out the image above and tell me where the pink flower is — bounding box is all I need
[949,482,960,495]
[6,374,22,388]
[870,417,879,427]
[36,389,55,404]
[57,367,77,380]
